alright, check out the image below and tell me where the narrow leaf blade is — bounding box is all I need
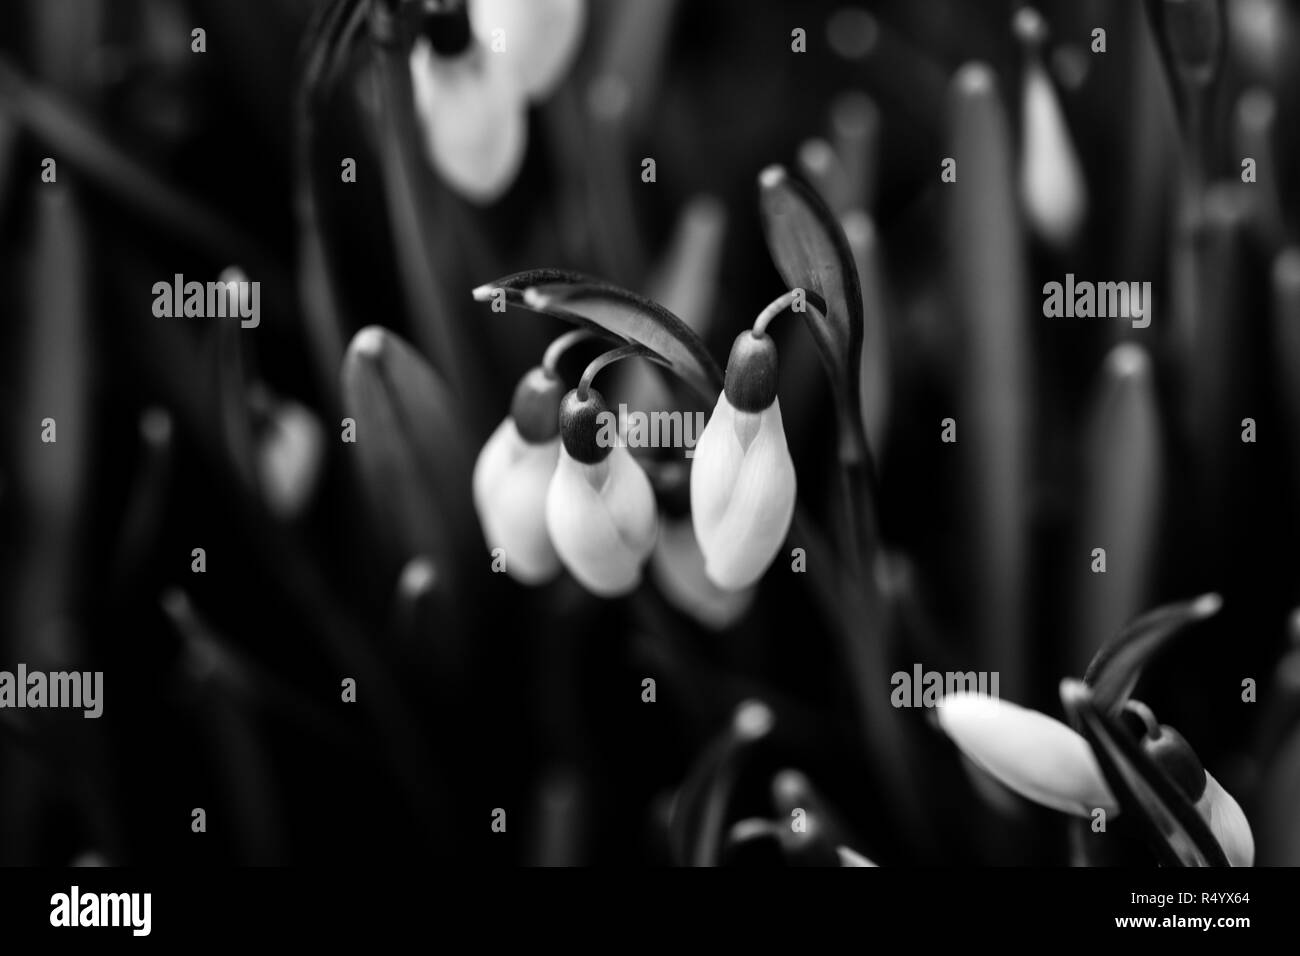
[1083,593,1222,714]
[757,164,864,401]
[477,272,723,402]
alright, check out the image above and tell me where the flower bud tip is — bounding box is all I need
[1191,592,1223,617]
[758,165,787,190]
[398,557,438,597]
[953,62,996,97]
[139,407,173,445]
[1105,343,1151,381]
[1013,7,1048,47]
[351,326,387,359]
[733,699,775,740]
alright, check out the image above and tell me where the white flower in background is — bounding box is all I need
[546,388,657,596]
[1014,7,1086,246]
[409,0,586,203]
[691,330,797,591]
[472,367,564,584]
[651,516,755,630]
[937,690,1255,866]
[937,692,1118,817]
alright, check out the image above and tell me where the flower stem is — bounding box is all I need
[577,343,652,400]
[752,289,804,336]
[543,328,598,377]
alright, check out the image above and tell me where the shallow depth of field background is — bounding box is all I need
[1,0,1299,866]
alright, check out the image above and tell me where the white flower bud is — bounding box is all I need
[937,692,1118,817]
[690,392,796,590]
[546,444,657,596]
[473,418,561,584]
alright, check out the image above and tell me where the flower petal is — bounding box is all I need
[690,395,796,590]
[651,518,754,630]
[1197,772,1255,867]
[601,442,660,557]
[472,418,561,584]
[546,444,656,596]
[469,0,585,99]
[410,39,526,204]
[689,391,744,536]
[937,693,1118,817]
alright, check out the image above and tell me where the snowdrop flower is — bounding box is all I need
[937,690,1255,866]
[546,387,657,596]
[937,692,1117,817]
[409,0,585,203]
[472,366,564,584]
[691,326,797,591]
[1014,8,1086,246]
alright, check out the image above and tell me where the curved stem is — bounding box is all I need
[542,328,597,377]
[752,288,805,336]
[577,342,652,400]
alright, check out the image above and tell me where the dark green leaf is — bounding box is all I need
[1083,593,1222,715]
[340,327,473,589]
[476,271,724,403]
[756,165,864,421]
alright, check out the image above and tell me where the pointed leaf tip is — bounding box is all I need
[1084,594,1223,714]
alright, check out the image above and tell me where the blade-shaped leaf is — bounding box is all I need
[1062,680,1229,867]
[476,271,723,403]
[757,165,865,429]
[1083,593,1222,715]
[340,327,474,591]
[474,268,606,312]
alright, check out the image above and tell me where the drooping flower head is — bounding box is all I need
[472,365,565,584]
[546,386,658,596]
[409,0,586,203]
[691,327,797,591]
[937,686,1254,866]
